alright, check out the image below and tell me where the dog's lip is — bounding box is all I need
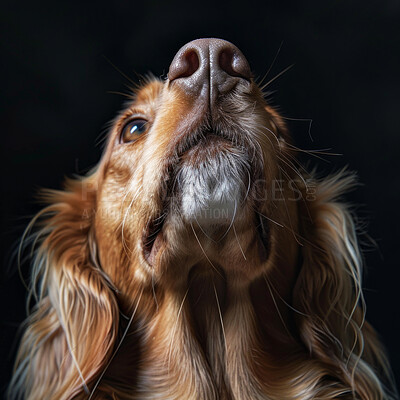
[175,130,237,159]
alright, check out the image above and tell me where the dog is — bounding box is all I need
[9,38,397,399]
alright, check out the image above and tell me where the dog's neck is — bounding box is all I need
[138,274,263,399]
[124,254,298,399]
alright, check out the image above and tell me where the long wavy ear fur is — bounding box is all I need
[294,172,398,399]
[8,175,119,400]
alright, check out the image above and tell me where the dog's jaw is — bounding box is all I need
[141,130,273,278]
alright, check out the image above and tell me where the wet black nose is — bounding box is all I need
[168,38,251,99]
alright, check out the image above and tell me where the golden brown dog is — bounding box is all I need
[9,38,397,399]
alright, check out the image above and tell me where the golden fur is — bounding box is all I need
[9,50,397,399]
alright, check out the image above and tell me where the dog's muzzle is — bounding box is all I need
[167,39,253,226]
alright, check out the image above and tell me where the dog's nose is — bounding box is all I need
[168,38,251,99]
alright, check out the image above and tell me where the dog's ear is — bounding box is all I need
[9,174,119,399]
[293,173,395,398]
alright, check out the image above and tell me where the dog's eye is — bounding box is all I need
[120,119,148,143]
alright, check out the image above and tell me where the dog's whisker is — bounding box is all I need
[255,207,322,250]
[190,222,223,278]
[254,210,284,228]
[263,275,309,318]
[106,90,135,99]
[218,199,237,241]
[255,125,275,150]
[277,170,303,246]
[256,40,284,88]
[167,286,190,374]
[233,224,246,261]
[264,276,292,338]
[260,64,294,91]
[88,289,143,399]
[121,192,138,256]
[102,54,137,86]
[260,125,280,147]
[280,116,314,142]
[151,271,159,312]
[241,168,252,205]
[277,154,308,189]
[213,282,227,355]
[193,213,218,243]
[285,142,341,162]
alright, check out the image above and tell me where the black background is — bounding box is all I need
[1,0,399,395]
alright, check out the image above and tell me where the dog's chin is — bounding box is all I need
[177,135,249,227]
[142,134,269,268]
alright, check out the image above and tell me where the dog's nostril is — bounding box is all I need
[218,49,251,81]
[168,39,252,96]
[168,49,200,81]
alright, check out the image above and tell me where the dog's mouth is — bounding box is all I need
[141,131,269,266]
[142,215,166,266]
[142,133,232,265]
